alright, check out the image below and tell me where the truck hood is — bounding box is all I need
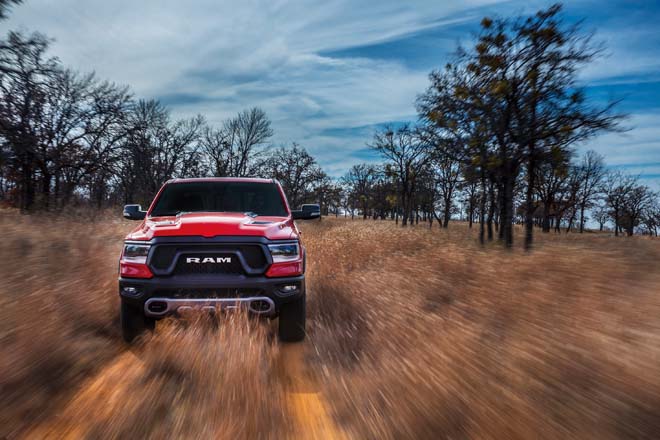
[125,212,297,241]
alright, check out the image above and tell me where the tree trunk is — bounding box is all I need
[498,180,507,241]
[54,171,62,209]
[626,218,635,236]
[20,153,35,213]
[565,211,576,233]
[501,175,515,248]
[468,199,474,229]
[432,209,442,227]
[442,197,451,228]
[487,182,496,241]
[479,174,486,245]
[41,170,52,211]
[524,158,535,251]
[401,191,408,226]
[614,209,619,237]
[542,202,551,233]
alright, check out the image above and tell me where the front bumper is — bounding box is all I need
[119,274,305,318]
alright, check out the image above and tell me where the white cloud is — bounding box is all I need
[578,112,660,190]
[3,0,658,180]
[3,0,505,176]
[578,113,660,164]
[4,0,496,94]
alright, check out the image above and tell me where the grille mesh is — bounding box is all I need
[149,244,267,274]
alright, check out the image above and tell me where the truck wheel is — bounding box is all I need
[120,299,155,343]
[278,294,306,342]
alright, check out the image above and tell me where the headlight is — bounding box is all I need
[122,243,150,263]
[268,243,299,263]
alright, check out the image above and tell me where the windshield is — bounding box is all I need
[149,181,288,217]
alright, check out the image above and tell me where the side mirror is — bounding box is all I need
[292,209,320,220]
[123,204,146,220]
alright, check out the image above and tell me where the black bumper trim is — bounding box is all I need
[119,274,305,314]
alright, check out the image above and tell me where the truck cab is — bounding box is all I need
[118,177,319,343]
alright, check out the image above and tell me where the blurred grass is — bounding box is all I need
[305,219,660,439]
[1,211,659,439]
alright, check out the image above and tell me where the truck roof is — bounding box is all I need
[166,177,275,184]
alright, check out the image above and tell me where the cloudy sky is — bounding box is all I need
[3,0,659,186]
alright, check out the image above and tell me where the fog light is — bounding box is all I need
[122,286,140,296]
[280,284,297,293]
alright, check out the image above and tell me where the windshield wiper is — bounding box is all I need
[243,211,259,218]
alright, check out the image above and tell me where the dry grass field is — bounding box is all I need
[1,211,660,439]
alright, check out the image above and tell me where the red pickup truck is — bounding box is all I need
[118,177,319,343]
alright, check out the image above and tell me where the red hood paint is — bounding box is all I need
[125,212,298,241]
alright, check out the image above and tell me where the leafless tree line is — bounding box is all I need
[340,138,659,237]
[0,31,334,211]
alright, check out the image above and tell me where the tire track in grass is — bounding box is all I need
[26,338,346,439]
[277,343,347,440]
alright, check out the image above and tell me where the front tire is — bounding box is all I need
[120,299,155,343]
[278,294,306,342]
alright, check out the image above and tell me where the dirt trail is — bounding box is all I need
[25,341,344,439]
[277,343,347,440]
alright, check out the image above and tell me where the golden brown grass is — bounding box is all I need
[1,211,659,439]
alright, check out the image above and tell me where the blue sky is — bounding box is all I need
[4,0,660,187]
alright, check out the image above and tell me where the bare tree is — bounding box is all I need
[592,203,610,232]
[200,125,231,177]
[641,200,660,236]
[460,168,480,228]
[535,147,572,232]
[0,32,58,210]
[621,183,655,236]
[370,125,431,226]
[35,70,131,208]
[341,163,378,219]
[604,172,636,236]
[432,153,461,228]
[576,151,606,232]
[260,143,325,209]
[223,107,273,177]
[117,100,203,205]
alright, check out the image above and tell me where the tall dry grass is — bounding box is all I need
[0,210,123,436]
[1,210,659,439]
[305,219,660,439]
[0,210,289,439]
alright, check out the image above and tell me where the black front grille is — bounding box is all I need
[149,243,268,275]
[153,288,264,299]
[173,254,244,275]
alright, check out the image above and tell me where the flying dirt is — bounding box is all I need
[2,211,660,439]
